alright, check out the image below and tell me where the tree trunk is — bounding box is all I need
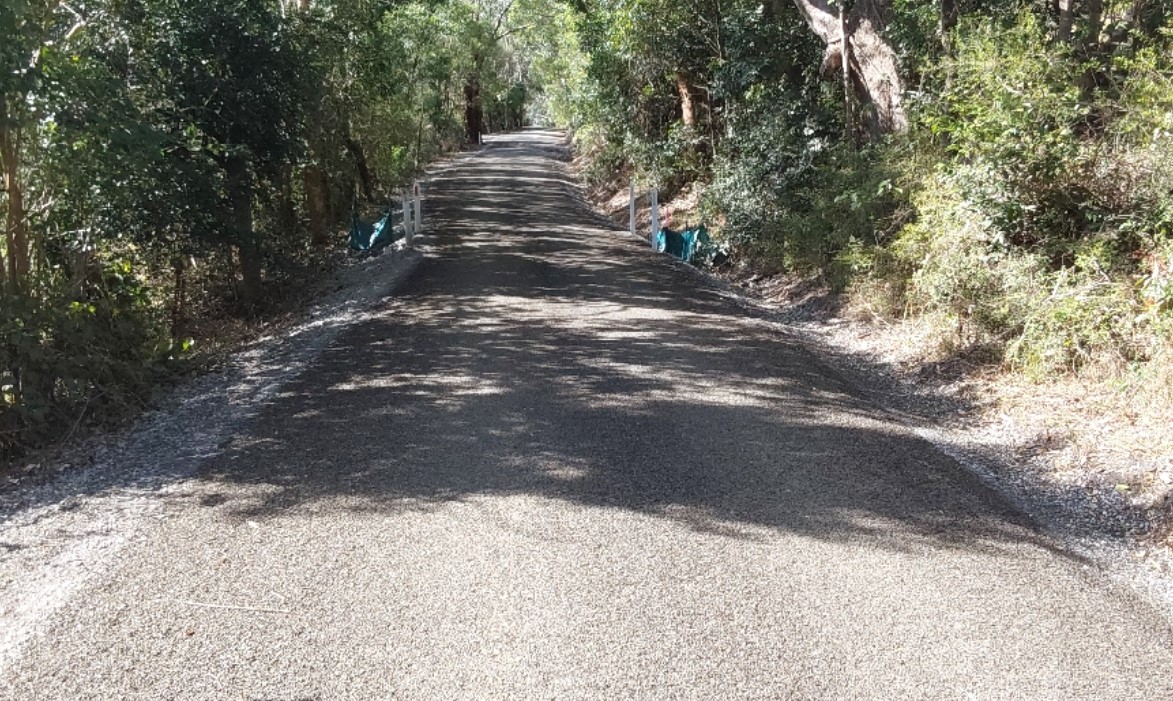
[345,135,374,202]
[0,106,29,296]
[238,242,263,308]
[1078,0,1107,95]
[70,237,95,298]
[414,113,426,172]
[676,73,696,127]
[226,155,263,306]
[171,256,186,342]
[277,164,297,237]
[1057,0,1106,47]
[792,0,907,133]
[939,0,957,36]
[840,7,855,143]
[1084,0,1103,48]
[305,164,329,247]
[1057,0,1075,42]
[465,75,483,146]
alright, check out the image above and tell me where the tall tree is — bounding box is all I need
[131,0,302,304]
[0,1,79,295]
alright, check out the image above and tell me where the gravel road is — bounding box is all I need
[2,129,1172,699]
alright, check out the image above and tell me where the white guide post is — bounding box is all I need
[649,187,660,249]
[628,182,636,238]
[413,181,422,236]
[402,189,413,247]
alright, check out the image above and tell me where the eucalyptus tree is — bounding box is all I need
[1,0,90,296]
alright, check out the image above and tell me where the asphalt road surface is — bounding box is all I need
[3,130,1172,699]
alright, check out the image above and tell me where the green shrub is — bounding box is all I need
[0,262,167,461]
[576,126,630,188]
[921,13,1092,257]
[894,170,1044,344]
[708,87,901,282]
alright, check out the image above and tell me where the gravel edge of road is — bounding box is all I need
[0,238,427,676]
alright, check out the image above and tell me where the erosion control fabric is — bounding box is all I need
[349,207,402,253]
[655,225,710,264]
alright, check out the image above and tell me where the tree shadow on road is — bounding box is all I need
[187,140,1071,562]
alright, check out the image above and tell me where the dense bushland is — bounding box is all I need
[0,0,554,461]
[559,1,1173,379]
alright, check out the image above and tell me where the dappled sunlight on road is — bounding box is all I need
[180,132,1062,563]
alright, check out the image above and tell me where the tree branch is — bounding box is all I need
[493,0,517,39]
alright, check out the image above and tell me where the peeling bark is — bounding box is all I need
[676,74,696,127]
[791,0,907,133]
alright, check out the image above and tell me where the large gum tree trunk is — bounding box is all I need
[465,53,485,146]
[792,0,907,134]
[226,155,263,305]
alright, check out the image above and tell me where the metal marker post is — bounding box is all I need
[413,181,422,236]
[628,182,636,238]
[649,188,660,249]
